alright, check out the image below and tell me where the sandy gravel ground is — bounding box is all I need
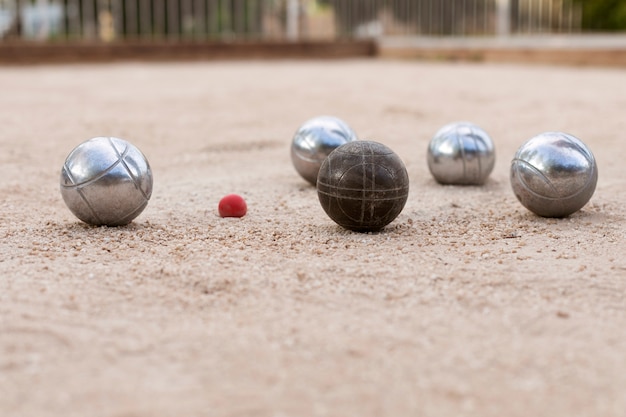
[1,59,626,417]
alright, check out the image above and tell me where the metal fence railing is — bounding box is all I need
[0,0,582,42]
[0,0,286,41]
[334,0,582,37]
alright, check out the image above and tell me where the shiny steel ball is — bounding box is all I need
[427,122,495,185]
[317,140,409,232]
[291,115,358,185]
[510,132,598,218]
[60,136,153,226]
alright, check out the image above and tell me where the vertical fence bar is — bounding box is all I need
[479,0,484,34]
[461,0,465,35]
[349,0,355,37]
[269,2,278,39]
[496,0,510,36]
[380,0,387,35]
[180,0,190,37]
[481,0,487,35]
[516,0,521,33]
[125,0,137,37]
[415,0,421,35]
[450,0,455,35]
[286,0,297,40]
[477,0,481,35]
[528,0,533,33]
[246,0,252,39]
[426,0,432,35]
[413,0,419,35]
[384,0,389,35]
[80,0,87,38]
[383,0,390,35]
[11,0,18,38]
[193,0,205,39]
[567,0,573,33]
[427,0,432,35]
[207,0,216,37]
[65,0,80,38]
[484,0,489,35]
[153,0,164,39]
[436,1,446,36]
[229,0,236,36]
[167,0,179,39]
[234,0,242,37]
[548,0,553,32]
[459,0,465,35]
[409,0,416,37]
[59,0,67,38]
[111,0,122,40]
[565,0,572,33]
[221,0,231,37]
[261,0,268,40]
[473,0,479,35]
[432,0,438,35]
[571,0,578,33]
[409,0,414,35]
[86,0,96,38]
[439,0,444,35]
[244,0,254,38]
[138,0,150,39]
[354,0,372,35]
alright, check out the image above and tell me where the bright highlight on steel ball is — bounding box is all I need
[60,136,153,226]
[510,132,598,218]
[291,115,358,185]
[427,121,495,185]
[316,140,409,232]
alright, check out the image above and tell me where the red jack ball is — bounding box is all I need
[218,194,247,218]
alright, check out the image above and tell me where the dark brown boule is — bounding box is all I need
[316,140,409,232]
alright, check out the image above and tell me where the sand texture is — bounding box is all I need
[1,60,625,417]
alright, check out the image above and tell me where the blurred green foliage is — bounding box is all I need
[573,0,626,31]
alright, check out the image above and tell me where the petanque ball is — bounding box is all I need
[60,136,153,226]
[291,115,358,185]
[316,140,409,232]
[427,121,495,185]
[510,132,598,218]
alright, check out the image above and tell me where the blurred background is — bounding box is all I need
[0,0,623,43]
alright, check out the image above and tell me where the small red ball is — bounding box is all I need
[218,194,247,218]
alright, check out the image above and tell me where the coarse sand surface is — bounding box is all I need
[1,59,626,417]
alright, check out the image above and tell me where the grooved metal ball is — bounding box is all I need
[291,115,358,185]
[60,136,153,226]
[316,140,409,232]
[510,132,598,218]
[427,122,495,185]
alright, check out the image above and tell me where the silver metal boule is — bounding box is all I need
[60,136,153,226]
[291,115,358,185]
[510,132,598,218]
[427,121,495,185]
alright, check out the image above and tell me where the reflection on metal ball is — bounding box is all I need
[291,115,358,185]
[427,121,495,185]
[60,136,153,226]
[510,132,598,218]
[316,140,409,232]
